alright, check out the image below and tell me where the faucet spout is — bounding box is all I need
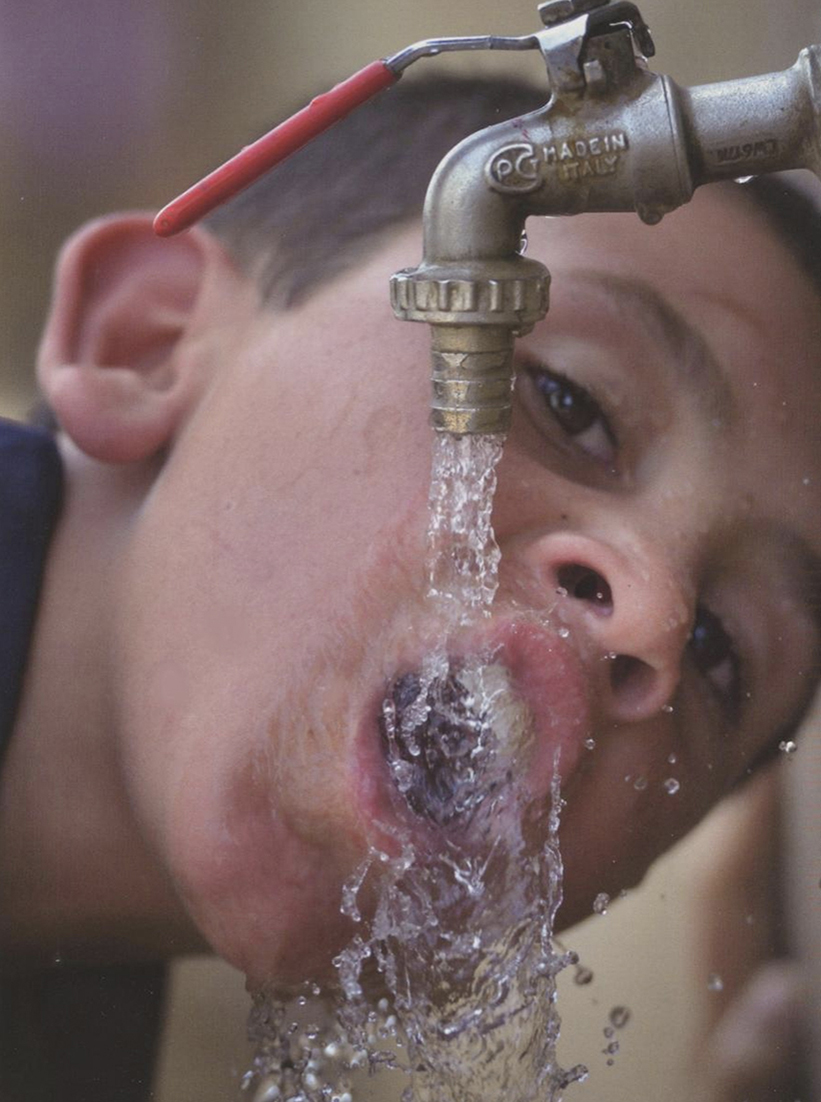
[392,14,821,435]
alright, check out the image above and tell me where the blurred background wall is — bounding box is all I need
[1,1,819,1099]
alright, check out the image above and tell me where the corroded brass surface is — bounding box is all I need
[429,325,517,434]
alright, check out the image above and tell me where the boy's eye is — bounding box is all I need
[689,605,741,715]
[528,368,616,464]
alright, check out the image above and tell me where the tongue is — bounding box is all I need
[379,663,532,827]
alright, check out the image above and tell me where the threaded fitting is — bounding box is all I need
[429,325,515,434]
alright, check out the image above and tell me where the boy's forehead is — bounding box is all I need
[315,178,817,310]
[527,183,808,281]
[527,188,821,389]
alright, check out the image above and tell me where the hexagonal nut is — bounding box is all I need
[390,270,549,332]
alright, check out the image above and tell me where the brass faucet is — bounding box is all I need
[155,0,821,435]
[391,0,821,433]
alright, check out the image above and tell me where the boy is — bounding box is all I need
[1,73,820,1090]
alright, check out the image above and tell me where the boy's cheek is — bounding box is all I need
[554,720,726,928]
[166,755,364,986]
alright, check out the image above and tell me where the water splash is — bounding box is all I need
[243,772,584,1102]
[242,432,584,1100]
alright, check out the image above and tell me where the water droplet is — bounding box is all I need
[593,892,610,916]
[707,973,724,993]
[603,1040,620,1055]
[518,229,529,255]
[667,752,678,765]
[664,778,680,796]
[633,776,648,792]
[661,704,674,714]
[734,175,754,184]
[558,627,570,639]
[779,740,798,756]
[562,1064,590,1086]
[391,759,417,792]
[584,737,596,751]
[252,1078,282,1102]
[556,585,569,597]
[803,476,812,487]
[609,1006,631,1029]
[574,965,594,986]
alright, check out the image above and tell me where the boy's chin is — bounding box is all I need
[173,812,365,990]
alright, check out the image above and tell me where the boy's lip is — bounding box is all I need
[489,618,591,800]
[354,617,591,838]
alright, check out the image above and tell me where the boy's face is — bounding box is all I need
[107,186,821,986]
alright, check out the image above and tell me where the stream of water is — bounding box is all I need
[242,433,585,1102]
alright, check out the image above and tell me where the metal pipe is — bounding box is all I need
[684,50,821,186]
[391,5,821,434]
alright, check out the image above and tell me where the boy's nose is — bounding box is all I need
[518,531,694,724]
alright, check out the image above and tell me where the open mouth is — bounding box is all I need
[379,661,531,827]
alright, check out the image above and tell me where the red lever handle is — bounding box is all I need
[154,60,399,237]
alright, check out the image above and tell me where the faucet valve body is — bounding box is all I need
[392,13,821,433]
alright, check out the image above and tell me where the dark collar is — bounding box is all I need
[0,418,63,759]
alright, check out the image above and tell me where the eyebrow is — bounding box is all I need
[563,270,737,426]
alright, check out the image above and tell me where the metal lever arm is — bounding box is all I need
[153,34,541,238]
[154,61,399,237]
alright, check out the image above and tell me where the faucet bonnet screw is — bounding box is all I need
[538,0,610,26]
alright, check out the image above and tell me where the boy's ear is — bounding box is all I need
[37,212,237,463]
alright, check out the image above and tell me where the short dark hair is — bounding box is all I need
[204,74,546,308]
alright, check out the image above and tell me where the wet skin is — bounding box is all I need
[14,185,821,988]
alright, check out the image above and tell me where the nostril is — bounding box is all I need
[610,654,646,692]
[609,654,659,714]
[556,564,613,614]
